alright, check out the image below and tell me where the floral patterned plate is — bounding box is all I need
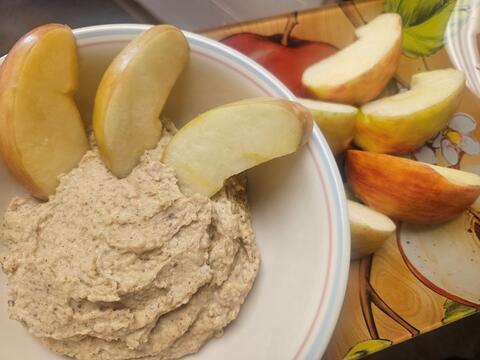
[400,0,480,308]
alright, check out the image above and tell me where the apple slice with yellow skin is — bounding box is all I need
[163,98,313,197]
[94,25,189,178]
[355,69,465,154]
[0,24,89,200]
[346,150,480,224]
[302,13,402,105]
[348,200,396,260]
[297,98,357,155]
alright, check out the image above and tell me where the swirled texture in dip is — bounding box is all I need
[0,123,260,360]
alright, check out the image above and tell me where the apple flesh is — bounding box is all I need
[222,33,337,96]
[348,200,396,259]
[297,98,357,155]
[346,150,480,224]
[0,24,89,200]
[163,98,313,197]
[302,13,402,105]
[94,25,189,178]
[355,69,465,154]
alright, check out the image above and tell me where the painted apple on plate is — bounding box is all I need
[398,208,480,307]
[221,19,337,96]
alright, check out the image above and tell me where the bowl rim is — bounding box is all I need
[1,23,350,360]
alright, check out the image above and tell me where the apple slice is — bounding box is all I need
[346,150,480,224]
[94,25,189,178]
[0,24,89,200]
[297,98,357,155]
[355,69,465,154]
[302,13,402,105]
[163,98,313,197]
[348,200,396,259]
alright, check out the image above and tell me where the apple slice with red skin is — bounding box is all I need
[0,24,89,200]
[346,150,480,224]
[222,31,336,96]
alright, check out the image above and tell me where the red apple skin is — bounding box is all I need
[222,33,337,96]
[346,150,480,224]
[0,25,62,197]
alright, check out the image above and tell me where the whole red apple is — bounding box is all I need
[222,33,337,96]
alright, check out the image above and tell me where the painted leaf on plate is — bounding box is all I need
[442,299,477,324]
[344,339,393,360]
[384,0,457,57]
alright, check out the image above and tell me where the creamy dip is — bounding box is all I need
[0,122,260,360]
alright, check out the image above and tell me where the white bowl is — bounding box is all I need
[0,24,349,360]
